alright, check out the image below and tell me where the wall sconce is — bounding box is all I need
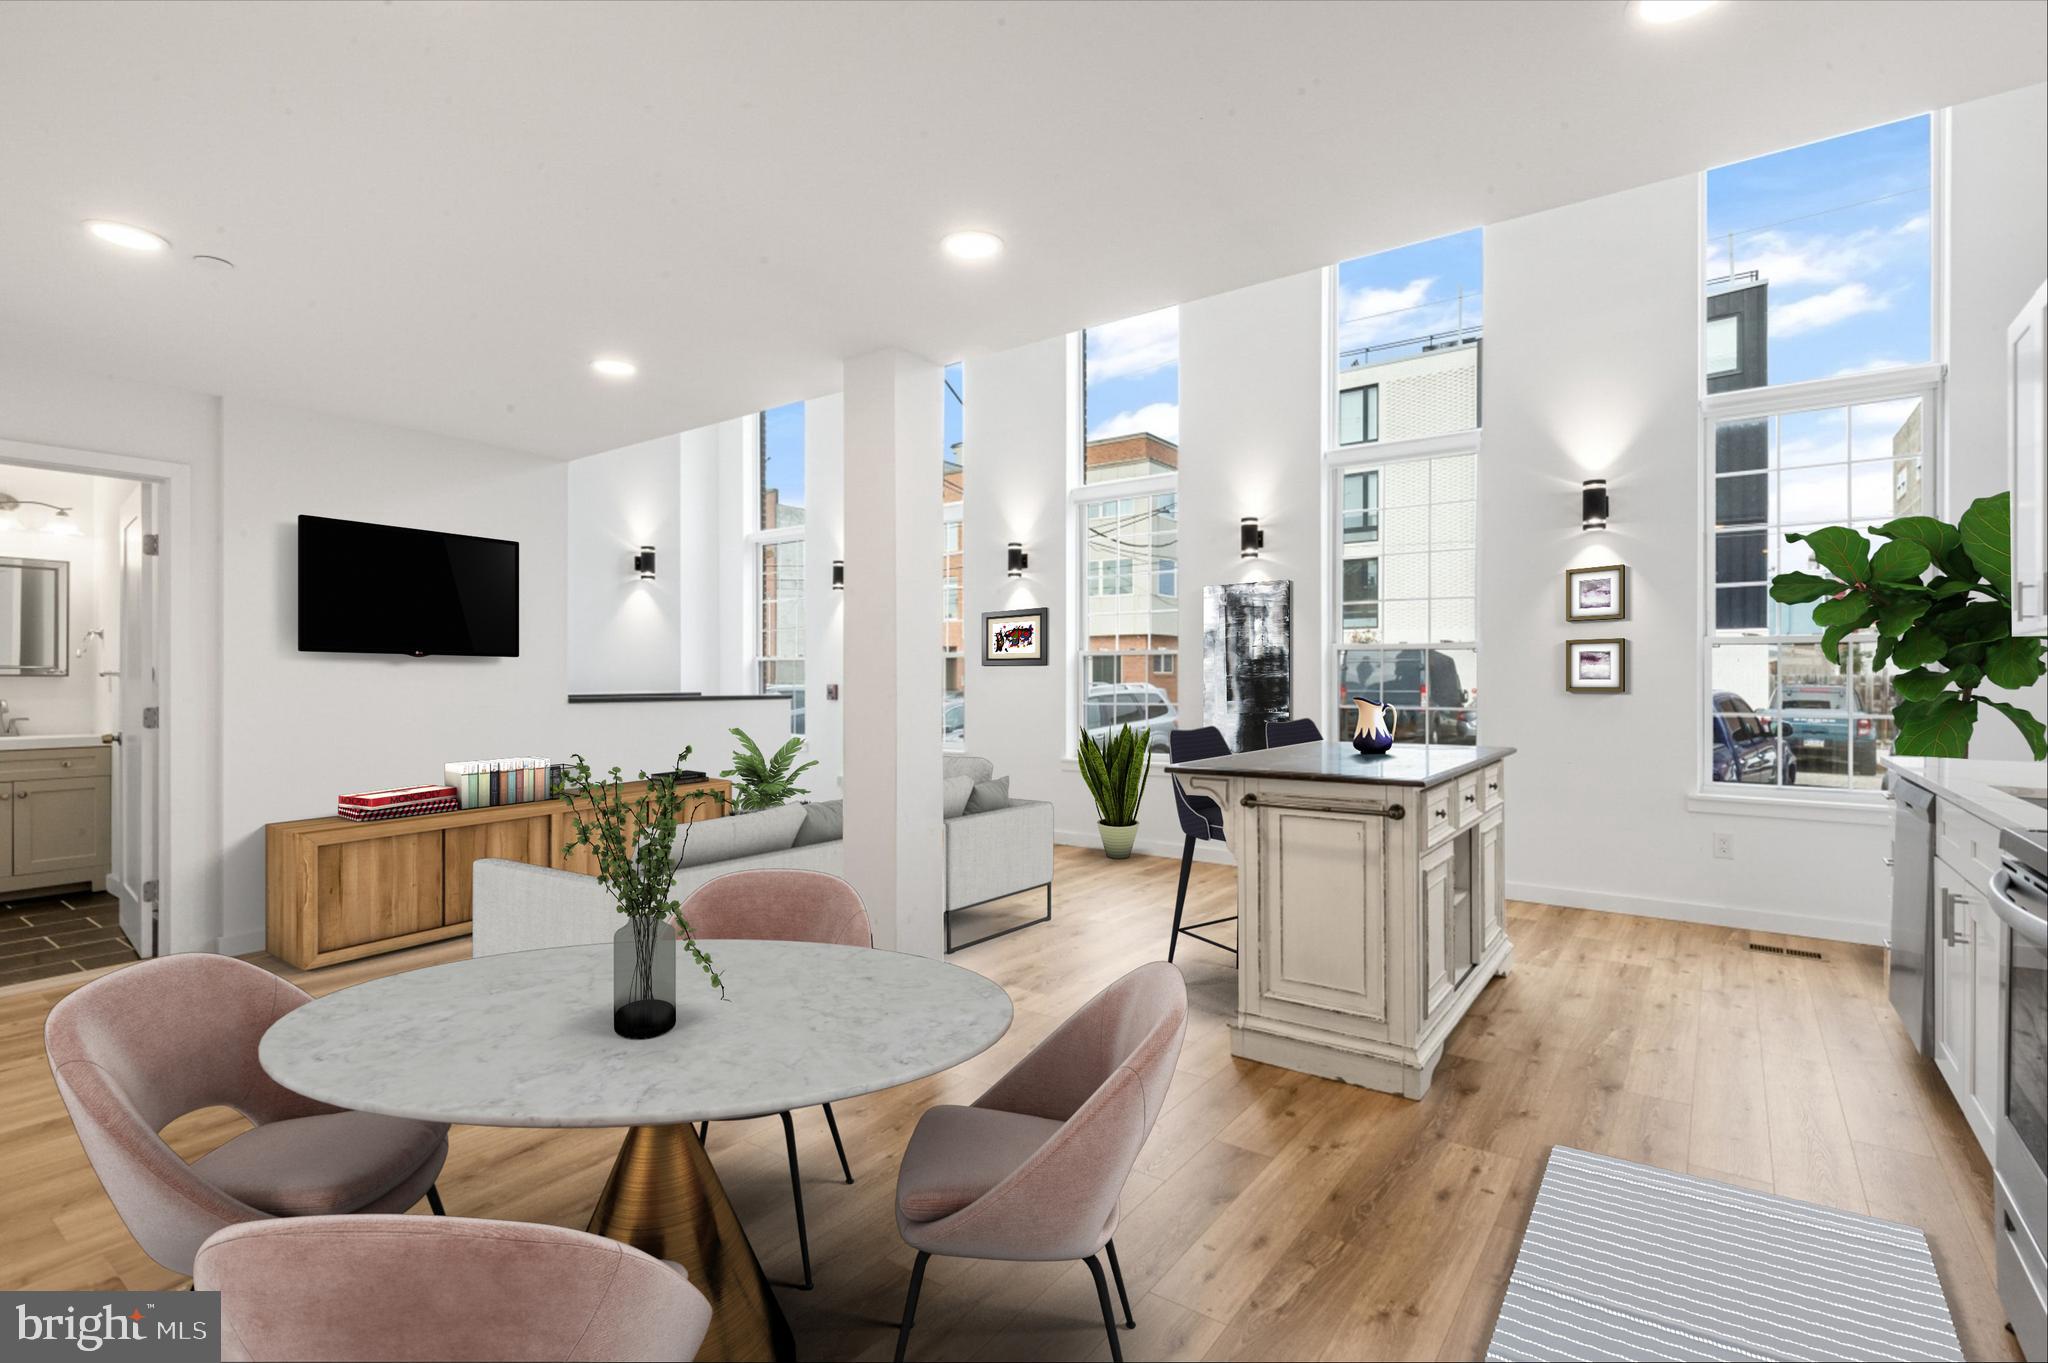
[1007,542,1029,578]
[632,545,657,579]
[831,560,844,590]
[1240,517,1266,559]
[1581,480,1610,531]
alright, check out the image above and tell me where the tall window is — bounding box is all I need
[1333,228,1482,445]
[942,363,966,748]
[754,402,806,731]
[1702,117,1938,796]
[1332,454,1478,746]
[1078,311,1180,751]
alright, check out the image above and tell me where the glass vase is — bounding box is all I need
[613,918,678,1039]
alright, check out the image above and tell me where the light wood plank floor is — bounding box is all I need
[0,846,2021,1360]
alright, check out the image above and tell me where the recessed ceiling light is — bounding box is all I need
[941,230,1004,262]
[84,220,170,252]
[591,357,638,379]
[1636,0,1718,22]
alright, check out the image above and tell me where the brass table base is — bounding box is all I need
[587,1123,795,1362]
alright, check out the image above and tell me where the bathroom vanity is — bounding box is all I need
[0,740,112,895]
[1166,741,1514,1098]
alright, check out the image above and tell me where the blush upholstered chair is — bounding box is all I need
[195,1215,712,1362]
[1166,726,1237,963]
[43,954,450,1278]
[891,961,1189,1363]
[1264,717,1323,747]
[682,868,872,1291]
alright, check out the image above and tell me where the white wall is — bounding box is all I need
[218,398,789,953]
[0,465,107,733]
[1947,82,2048,757]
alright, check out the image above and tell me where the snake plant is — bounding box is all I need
[1077,723,1153,826]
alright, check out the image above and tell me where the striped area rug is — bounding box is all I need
[1487,1146,1963,1362]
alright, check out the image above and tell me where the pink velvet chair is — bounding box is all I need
[890,960,1188,1363]
[195,1214,712,1361]
[44,954,451,1278]
[680,868,872,1290]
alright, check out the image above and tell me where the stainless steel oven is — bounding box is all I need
[1991,826,2047,1363]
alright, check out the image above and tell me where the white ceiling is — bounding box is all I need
[1,1,2041,460]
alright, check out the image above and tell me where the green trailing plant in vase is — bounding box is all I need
[1078,723,1153,859]
[558,748,726,1037]
[1767,491,2045,760]
[720,728,819,812]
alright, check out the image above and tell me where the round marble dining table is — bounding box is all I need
[260,940,1013,1363]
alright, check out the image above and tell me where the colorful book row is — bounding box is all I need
[442,758,559,810]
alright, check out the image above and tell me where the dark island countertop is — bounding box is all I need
[1165,742,1516,789]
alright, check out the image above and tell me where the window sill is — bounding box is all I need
[1684,790,1890,826]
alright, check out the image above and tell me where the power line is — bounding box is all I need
[1712,185,1930,246]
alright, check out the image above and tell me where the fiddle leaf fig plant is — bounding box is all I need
[1769,492,2045,760]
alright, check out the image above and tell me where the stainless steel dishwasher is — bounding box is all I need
[1887,775,1937,1055]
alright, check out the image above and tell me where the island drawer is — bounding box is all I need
[1935,801,2001,890]
[1481,763,1505,810]
[1423,784,1457,846]
[1454,774,1482,827]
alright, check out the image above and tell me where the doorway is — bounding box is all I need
[0,449,163,988]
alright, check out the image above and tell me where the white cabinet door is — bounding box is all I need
[1932,860,1974,1105]
[2011,280,2046,637]
[1965,892,2006,1149]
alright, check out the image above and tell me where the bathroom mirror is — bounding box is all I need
[0,557,70,676]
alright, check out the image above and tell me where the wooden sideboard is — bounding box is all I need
[265,779,729,969]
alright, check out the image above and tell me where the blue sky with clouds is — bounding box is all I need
[1706,114,1931,384]
[761,399,804,517]
[1085,307,1181,444]
[1336,228,1484,370]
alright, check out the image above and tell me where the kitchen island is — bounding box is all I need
[1166,742,1515,1098]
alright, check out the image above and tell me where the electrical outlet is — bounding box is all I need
[1712,832,1734,860]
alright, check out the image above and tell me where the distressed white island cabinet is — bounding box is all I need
[1166,742,1515,1098]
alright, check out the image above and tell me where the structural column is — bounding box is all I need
[840,350,946,956]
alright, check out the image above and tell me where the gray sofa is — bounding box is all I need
[472,754,1053,956]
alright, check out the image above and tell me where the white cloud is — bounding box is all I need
[1088,401,1180,444]
[1335,276,1484,354]
[1085,307,1180,383]
[1828,355,1913,378]
[1893,214,1929,236]
[1770,282,1888,337]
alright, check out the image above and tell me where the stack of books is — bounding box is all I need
[337,784,460,822]
[443,758,558,810]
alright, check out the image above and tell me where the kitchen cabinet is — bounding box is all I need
[1932,812,2008,1158]
[2011,280,2046,638]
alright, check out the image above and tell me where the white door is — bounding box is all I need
[109,485,158,958]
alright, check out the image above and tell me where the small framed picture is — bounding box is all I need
[1565,564,1628,621]
[1565,638,1628,693]
[982,607,1048,666]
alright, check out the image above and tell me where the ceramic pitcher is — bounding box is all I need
[1351,698,1398,755]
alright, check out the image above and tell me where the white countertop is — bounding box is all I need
[1882,756,2047,835]
[0,733,106,751]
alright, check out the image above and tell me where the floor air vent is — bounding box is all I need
[1746,942,1825,961]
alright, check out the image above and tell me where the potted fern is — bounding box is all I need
[558,749,726,1039]
[721,728,819,810]
[1078,724,1153,859]
[1767,492,2045,759]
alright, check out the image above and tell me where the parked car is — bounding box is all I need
[1710,690,1797,785]
[1336,649,1476,744]
[1083,682,1177,752]
[1774,683,1878,773]
[942,694,965,743]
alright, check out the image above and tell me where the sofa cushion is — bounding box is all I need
[677,804,808,868]
[965,776,1010,813]
[942,775,976,819]
[192,1111,447,1217]
[896,1105,1065,1222]
[794,799,844,846]
[942,754,995,786]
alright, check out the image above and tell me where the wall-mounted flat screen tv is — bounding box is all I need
[298,515,520,658]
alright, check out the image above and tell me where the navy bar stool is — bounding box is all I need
[1166,727,1237,963]
[1264,718,1323,747]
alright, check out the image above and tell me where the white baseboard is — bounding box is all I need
[1054,828,1235,865]
[1506,879,1886,947]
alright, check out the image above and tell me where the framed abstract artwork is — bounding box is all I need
[1565,638,1628,693]
[982,607,1048,666]
[1565,564,1628,621]
[1202,580,1293,751]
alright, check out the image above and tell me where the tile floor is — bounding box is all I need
[0,889,137,988]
